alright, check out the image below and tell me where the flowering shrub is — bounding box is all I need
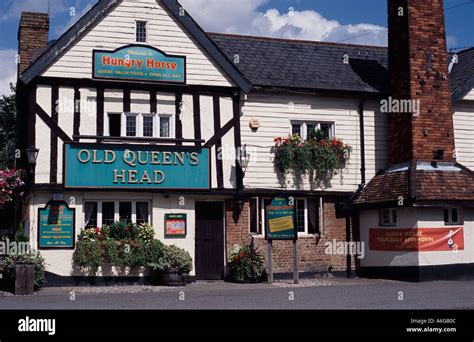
[0,169,26,204]
[227,244,265,283]
[274,132,352,181]
[73,222,191,278]
[137,223,155,244]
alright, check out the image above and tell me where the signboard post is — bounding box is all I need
[38,201,75,250]
[265,196,298,284]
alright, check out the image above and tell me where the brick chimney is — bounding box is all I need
[18,12,49,76]
[387,0,455,165]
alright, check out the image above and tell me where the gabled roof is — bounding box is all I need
[210,33,474,100]
[19,0,252,92]
[209,33,389,94]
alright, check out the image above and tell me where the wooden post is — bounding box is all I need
[267,240,273,284]
[293,240,299,284]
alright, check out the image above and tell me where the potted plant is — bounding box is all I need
[148,245,193,286]
[227,243,265,283]
[0,252,46,295]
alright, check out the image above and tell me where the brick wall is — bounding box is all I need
[388,0,455,164]
[226,198,355,274]
[18,12,49,75]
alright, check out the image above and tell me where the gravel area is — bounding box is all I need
[273,278,335,288]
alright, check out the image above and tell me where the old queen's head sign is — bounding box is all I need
[93,45,186,84]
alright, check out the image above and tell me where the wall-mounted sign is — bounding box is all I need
[93,45,186,84]
[369,227,464,252]
[38,201,75,250]
[64,143,210,190]
[165,214,187,238]
[265,196,296,240]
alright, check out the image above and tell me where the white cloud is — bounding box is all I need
[447,35,458,49]
[180,0,387,46]
[0,49,17,97]
[0,0,69,21]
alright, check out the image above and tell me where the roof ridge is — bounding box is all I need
[207,32,388,50]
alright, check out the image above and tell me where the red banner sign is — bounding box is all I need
[369,227,464,252]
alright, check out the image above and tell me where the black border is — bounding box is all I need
[164,213,187,239]
[37,200,76,250]
[62,142,212,191]
[92,44,187,85]
[265,195,298,241]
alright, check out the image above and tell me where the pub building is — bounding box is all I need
[15,0,474,281]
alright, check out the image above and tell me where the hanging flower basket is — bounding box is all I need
[274,133,352,181]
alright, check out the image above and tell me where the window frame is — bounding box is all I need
[444,207,462,226]
[83,200,151,228]
[379,208,397,227]
[290,121,335,140]
[136,20,148,43]
[106,112,175,139]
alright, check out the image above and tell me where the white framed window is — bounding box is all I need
[136,21,147,43]
[444,208,462,226]
[106,113,175,139]
[84,200,151,228]
[379,208,397,227]
[291,121,335,140]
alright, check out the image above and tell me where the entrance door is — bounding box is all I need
[195,202,225,280]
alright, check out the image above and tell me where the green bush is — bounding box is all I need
[14,222,29,242]
[0,252,47,287]
[137,223,155,244]
[147,239,165,265]
[150,245,193,277]
[228,244,265,283]
[72,240,102,275]
[108,222,138,240]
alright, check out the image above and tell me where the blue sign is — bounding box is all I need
[64,144,210,190]
[93,45,186,84]
[38,201,75,249]
[265,196,296,241]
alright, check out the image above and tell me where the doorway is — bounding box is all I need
[195,202,225,280]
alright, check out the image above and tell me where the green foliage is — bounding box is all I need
[0,84,16,168]
[149,245,193,277]
[273,131,352,182]
[14,222,29,242]
[72,240,102,275]
[137,223,155,244]
[0,251,47,288]
[228,244,265,283]
[108,221,138,240]
[72,223,191,278]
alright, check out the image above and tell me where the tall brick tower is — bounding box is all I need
[387,0,456,165]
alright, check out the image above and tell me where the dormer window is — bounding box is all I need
[136,21,147,42]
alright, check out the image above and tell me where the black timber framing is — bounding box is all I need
[123,89,131,113]
[175,93,183,145]
[50,86,59,183]
[233,93,244,195]
[213,96,224,188]
[193,92,202,147]
[35,103,72,142]
[27,87,37,150]
[33,77,239,97]
[96,87,104,142]
[73,87,81,141]
[150,90,157,113]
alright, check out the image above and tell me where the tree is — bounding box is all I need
[0,83,16,169]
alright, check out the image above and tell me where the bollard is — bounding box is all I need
[15,264,35,296]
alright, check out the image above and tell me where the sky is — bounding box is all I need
[0,0,473,96]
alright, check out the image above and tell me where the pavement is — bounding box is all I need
[1,277,473,310]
